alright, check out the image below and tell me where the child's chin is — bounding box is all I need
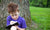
[14,19,17,20]
[13,18,17,20]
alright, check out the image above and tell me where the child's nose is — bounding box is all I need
[13,15,16,18]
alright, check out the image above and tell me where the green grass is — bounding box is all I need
[30,6,50,30]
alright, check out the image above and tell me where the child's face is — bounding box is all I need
[10,11,19,20]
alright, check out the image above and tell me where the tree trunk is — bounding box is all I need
[0,0,32,30]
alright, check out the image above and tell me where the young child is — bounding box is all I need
[6,2,27,30]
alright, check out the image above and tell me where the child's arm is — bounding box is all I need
[15,18,27,30]
[15,26,25,30]
[18,27,25,30]
[6,16,10,26]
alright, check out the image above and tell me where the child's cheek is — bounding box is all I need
[12,16,18,20]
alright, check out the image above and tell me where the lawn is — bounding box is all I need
[30,6,50,30]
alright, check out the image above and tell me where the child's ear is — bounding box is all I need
[17,12,19,15]
[17,12,20,16]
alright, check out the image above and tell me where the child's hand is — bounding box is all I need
[15,25,20,30]
[10,21,17,25]
[15,25,18,29]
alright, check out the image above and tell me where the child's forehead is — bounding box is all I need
[10,12,18,14]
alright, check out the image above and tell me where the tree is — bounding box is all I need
[47,0,50,7]
[0,0,32,30]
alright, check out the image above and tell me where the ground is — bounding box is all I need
[30,6,50,30]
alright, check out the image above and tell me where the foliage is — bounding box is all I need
[29,0,50,7]
[0,0,1,2]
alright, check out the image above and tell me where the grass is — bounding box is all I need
[30,6,50,30]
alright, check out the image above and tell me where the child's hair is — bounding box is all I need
[7,2,19,13]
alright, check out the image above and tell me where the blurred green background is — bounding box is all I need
[29,0,50,30]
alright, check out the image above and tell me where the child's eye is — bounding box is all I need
[12,15,14,16]
[15,14,17,16]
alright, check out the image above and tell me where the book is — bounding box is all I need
[6,21,19,29]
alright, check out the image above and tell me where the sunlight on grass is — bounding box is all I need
[30,6,50,30]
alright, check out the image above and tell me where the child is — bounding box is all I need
[6,2,27,30]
